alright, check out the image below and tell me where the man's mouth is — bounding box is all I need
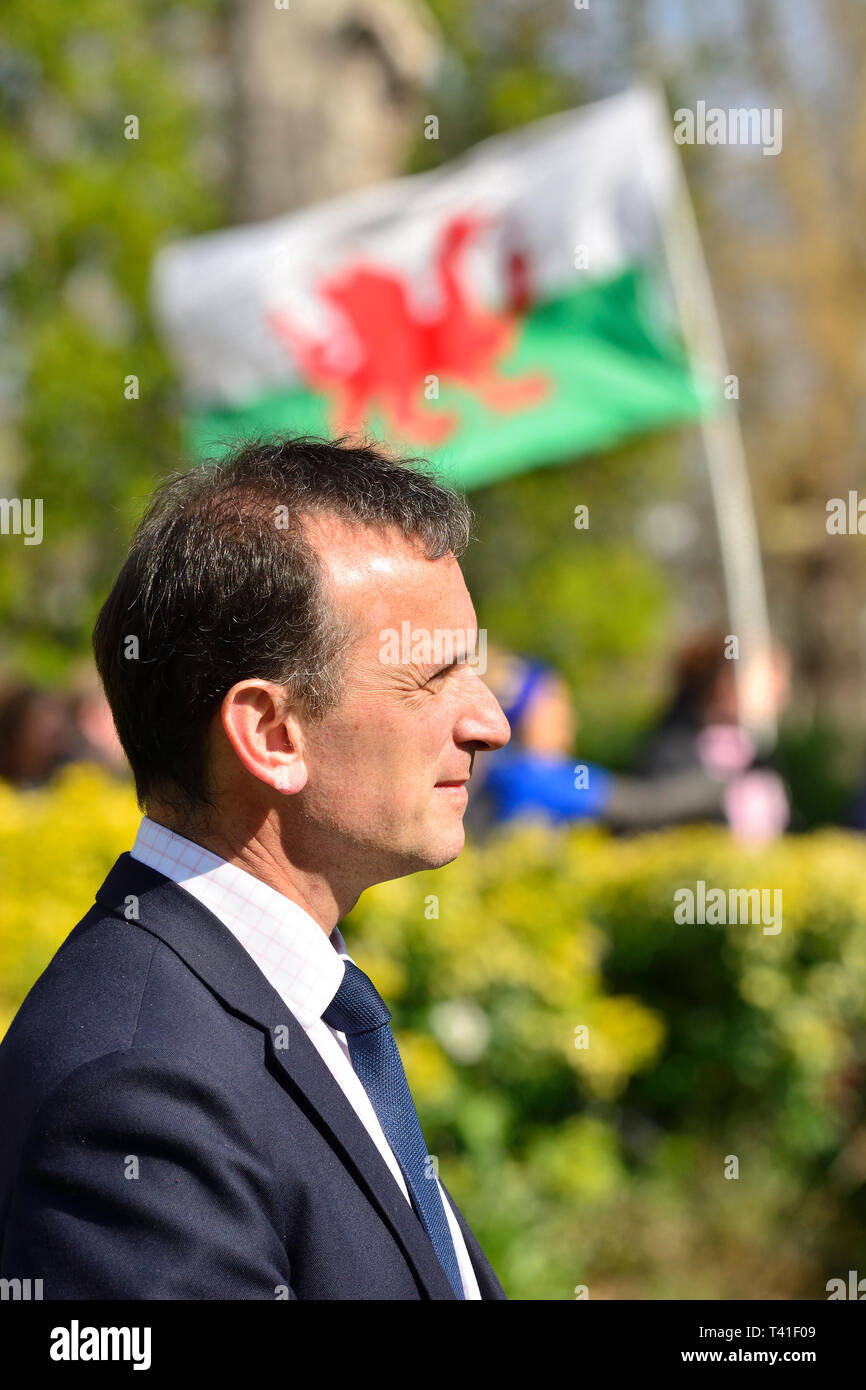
[434,778,470,799]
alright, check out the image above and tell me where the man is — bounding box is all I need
[0,434,511,1299]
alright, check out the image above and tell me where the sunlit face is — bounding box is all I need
[295,514,511,883]
[518,674,576,754]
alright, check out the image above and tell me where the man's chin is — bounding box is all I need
[421,840,464,872]
[383,824,466,879]
[422,821,466,870]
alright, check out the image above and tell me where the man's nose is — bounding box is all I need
[458,680,511,751]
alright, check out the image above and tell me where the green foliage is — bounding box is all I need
[347,820,866,1298]
[0,765,141,1034]
[773,721,861,831]
[0,1,223,680]
[2,766,865,1298]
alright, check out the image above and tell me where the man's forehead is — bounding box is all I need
[301,512,424,579]
[300,512,472,630]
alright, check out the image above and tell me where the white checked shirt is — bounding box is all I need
[130,816,481,1299]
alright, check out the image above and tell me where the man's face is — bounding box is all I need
[295,514,510,884]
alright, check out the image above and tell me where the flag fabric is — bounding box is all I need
[152,88,713,490]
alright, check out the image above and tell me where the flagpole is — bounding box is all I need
[638,82,777,752]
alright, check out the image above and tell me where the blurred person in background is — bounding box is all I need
[467,646,790,844]
[0,683,75,790]
[632,631,790,778]
[631,631,791,841]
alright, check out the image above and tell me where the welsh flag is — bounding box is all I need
[152,88,713,489]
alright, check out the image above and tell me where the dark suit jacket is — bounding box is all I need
[0,853,507,1300]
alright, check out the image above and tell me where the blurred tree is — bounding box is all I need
[0,1,226,681]
[639,0,866,801]
[716,0,866,731]
[230,0,442,219]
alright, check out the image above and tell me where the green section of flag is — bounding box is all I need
[188,267,715,490]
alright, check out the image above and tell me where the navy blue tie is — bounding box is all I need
[322,959,465,1299]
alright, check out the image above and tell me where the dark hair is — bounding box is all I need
[649,629,734,735]
[93,432,473,814]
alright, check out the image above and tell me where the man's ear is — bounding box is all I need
[220,680,308,795]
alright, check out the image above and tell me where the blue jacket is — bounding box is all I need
[0,853,506,1300]
[483,749,612,825]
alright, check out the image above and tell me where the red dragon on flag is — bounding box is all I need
[266,213,550,445]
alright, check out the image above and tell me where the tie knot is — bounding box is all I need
[322,959,392,1037]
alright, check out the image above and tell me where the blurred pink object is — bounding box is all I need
[723,769,790,845]
[77,694,125,768]
[697,723,756,777]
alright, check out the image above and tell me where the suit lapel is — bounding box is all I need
[94,853,457,1301]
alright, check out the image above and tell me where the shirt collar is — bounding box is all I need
[130,815,347,1028]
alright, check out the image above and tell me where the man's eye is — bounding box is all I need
[426,666,451,685]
